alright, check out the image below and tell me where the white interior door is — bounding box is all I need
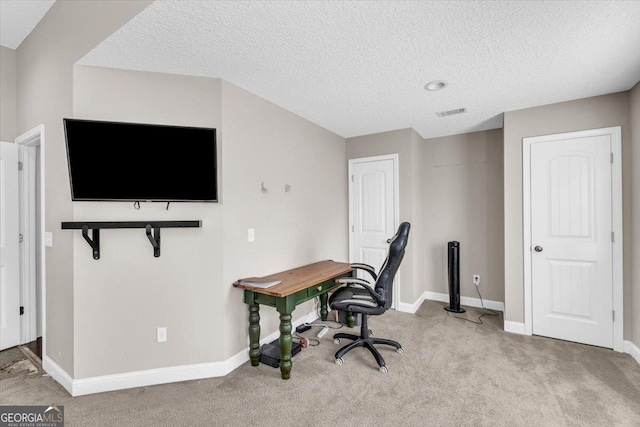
[530,134,613,348]
[0,141,21,350]
[19,144,38,343]
[349,155,398,302]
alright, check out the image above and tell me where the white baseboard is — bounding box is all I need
[73,361,226,396]
[499,328,638,356]
[43,356,74,396]
[397,293,427,314]
[398,291,504,314]
[624,340,640,365]
[45,310,321,396]
[223,347,251,375]
[504,321,526,335]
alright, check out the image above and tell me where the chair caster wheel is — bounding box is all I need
[396,347,405,355]
[334,338,340,344]
[379,365,388,373]
[335,358,344,366]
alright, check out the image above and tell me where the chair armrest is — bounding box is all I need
[335,277,385,306]
[349,263,378,281]
[336,277,370,287]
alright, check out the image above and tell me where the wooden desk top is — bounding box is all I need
[233,260,352,298]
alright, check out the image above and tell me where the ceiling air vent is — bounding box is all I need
[436,108,467,118]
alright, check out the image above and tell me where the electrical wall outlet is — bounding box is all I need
[157,327,167,343]
[248,228,255,242]
[473,275,480,287]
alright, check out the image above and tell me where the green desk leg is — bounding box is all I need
[345,271,356,327]
[248,303,260,366]
[319,292,329,321]
[347,311,355,328]
[276,296,295,380]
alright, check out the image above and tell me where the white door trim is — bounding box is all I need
[348,154,400,308]
[522,126,623,351]
[15,125,45,350]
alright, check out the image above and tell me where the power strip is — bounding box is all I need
[317,326,329,338]
[296,324,312,333]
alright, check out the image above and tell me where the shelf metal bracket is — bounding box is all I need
[145,225,161,257]
[82,225,100,260]
[62,220,200,260]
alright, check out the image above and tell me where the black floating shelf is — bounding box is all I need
[61,221,201,260]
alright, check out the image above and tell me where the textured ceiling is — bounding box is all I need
[78,1,640,139]
[0,0,55,49]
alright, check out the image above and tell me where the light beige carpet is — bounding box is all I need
[1,300,639,426]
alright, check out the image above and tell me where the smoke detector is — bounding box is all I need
[436,108,467,118]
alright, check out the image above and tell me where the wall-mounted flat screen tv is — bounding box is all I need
[64,119,217,202]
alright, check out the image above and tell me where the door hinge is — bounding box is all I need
[610,153,614,163]
[351,175,354,182]
[351,225,354,232]
[611,231,614,243]
[612,310,615,322]
[20,306,24,316]
[18,161,23,171]
[19,234,24,243]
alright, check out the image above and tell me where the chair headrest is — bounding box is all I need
[389,222,410,256]
[390,222,411,249]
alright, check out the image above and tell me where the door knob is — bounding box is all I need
[534,246,543,252]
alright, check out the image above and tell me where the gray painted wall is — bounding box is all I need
[72,66,224,378]
[220,80,348,358]
[422,129,505,303]
[16,0,152,376]
[0,46,16,142]
[631,81,639,348]
[411,130,425,303]
[345,128,505,305]
[71,67,347,377]
[503,92,633,341]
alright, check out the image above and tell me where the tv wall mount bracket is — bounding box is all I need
[61,220,202,260]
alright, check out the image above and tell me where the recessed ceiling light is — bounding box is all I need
[424,80,448,91]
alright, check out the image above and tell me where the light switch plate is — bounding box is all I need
[44,232,53,247]
[157,327,167,343]
[248,228,255,242]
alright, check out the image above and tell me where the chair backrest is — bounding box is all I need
[375,222,411,309]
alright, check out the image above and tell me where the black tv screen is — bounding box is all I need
[64,119,217,202]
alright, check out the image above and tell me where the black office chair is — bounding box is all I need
[329,222,411,373]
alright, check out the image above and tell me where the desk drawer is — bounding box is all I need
[307,281,334,299]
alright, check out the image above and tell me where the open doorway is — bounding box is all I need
[16,125,45,360]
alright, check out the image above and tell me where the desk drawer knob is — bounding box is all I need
[317,286,323,292]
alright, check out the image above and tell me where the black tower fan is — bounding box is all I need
[444,241,465,313]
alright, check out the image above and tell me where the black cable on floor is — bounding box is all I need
[303,321,343,330]
[447,286,500,325]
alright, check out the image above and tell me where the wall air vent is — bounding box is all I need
[436,108,467,118]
